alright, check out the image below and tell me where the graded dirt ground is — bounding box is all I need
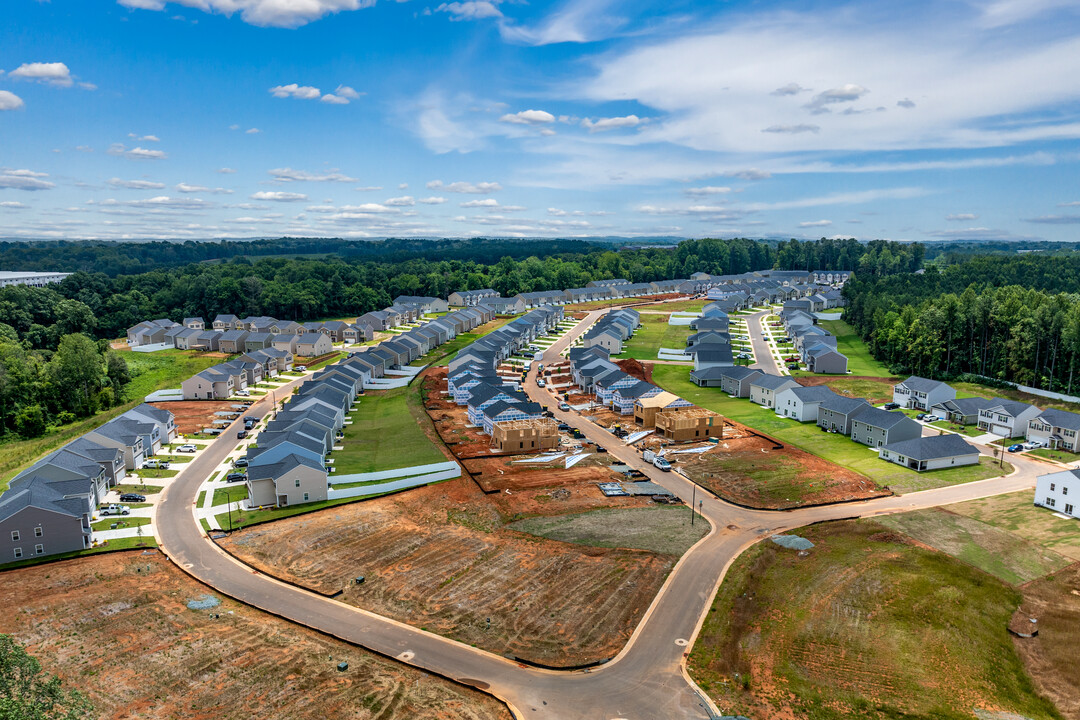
[0,550,510,720]
[1012,564,1080,719]
[219,476,677,667]
[508,505,707,556]
[150,400,244,435]
[794,375,897,403]
[678,420,890,509]
[688,519,1062,720]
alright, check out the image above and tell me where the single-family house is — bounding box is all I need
[1027,409,1080,451]
[296,332,333,358]
[816,395,871,435]
[246,453,328,508]
[977,399,1042,438]
[1034,468,1080,519]
[879,435,981,472]
[749,375,800,409]
[930,397,995,426]
[893,376,955,411]
[850,408,922,448]
[774,385,838,422]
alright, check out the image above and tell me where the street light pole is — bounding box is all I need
[227,489,234,532]
[691,483,696,526]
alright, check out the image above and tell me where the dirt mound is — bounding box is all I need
[220,476,672,667]
[616,358,652,384]
[0,550,509,720]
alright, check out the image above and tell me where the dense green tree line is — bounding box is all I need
[774,238,925,277]
[0,331,128,438]
[844,256,1080,392]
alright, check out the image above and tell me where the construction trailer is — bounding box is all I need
[654,407,724,443]
[491,417,560,453]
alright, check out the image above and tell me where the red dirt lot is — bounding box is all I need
[149,400,244,435]
[616,358,653,384]
[220,476,674,668]
[0,551,510,720]
[679,420,890,509]
[462,452,630,494]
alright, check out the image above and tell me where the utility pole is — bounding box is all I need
[227,489,234,532]
[691,484,696,526]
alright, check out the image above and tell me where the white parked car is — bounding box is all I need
[1022,441,1041,450]
[235,389,250,396]
[177,444,198,453]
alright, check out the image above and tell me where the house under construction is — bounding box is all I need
[655,406,724,443]
[491,417,560,453]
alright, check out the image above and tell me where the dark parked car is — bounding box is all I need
[225,472,247,483]
[237,430,248,439]
[1007,444,1024,453]
[233,458,249,468]
[119,493,145,503]
[883,402,900,410]
[916,413,926,420]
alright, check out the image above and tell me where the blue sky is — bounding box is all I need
[1,0,1079,241]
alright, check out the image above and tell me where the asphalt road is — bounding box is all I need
[745,308,781,375]
[153,310,1045,720]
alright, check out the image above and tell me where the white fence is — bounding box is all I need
[327,461,461,500]
[668,312,699,326]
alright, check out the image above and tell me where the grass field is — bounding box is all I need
[929,419,984,436]
[1028,447,1080,462]
[945,491,1080,562]
[688,519,1062,720]
[332,386,445,475]
[877,508,1072,585]
[112,483,164,495]
[508,506,707,556]
[651,364,1010,493]
[214,490,397,530]
[0,349,222,495]
[91,516,152,532]
[816,319,894,377]
[810,376,895,403]
[212,485,248,507]
[618,314,693,360]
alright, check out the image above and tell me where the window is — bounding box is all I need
[1065,487,1070,496]
[1047,497,1056,507]
[10,531,18,542]
[13,548,22,559]
[1051,483,1056,491]
[295,478,301,488]
[34,527,42,537]
[34,544,43,554]
[303,492,309,502]
[1066,504,1074,515]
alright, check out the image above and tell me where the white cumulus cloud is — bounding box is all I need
[436,1,502,21]
[499,109,555,125]
[460,198,499,208]
[251,191,308,201]
[116,0,380,29]
[8,62,74,87]
[0,169,55,191]
[384,196,415,206]
[270,83,322,100]
[269,168,358,183]
[109,178,166,189]
[0,91,25,111]
[581,115,643,132]
[798,220,833,228]
[427,180,502,194]
[418,196,447,204]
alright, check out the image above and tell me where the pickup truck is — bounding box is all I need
[100,504,130,516]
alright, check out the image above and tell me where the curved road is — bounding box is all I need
[154,309,1044,720]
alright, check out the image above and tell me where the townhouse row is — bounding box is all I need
[0,404,178,561]
[776,307,849,374]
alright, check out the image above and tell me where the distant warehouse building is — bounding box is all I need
[0,271,71,288]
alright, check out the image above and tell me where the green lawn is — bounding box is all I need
[196,490,206,507]
[688,520,1062,720]
[814,377,894,403]
[132,467,179,480]
[332,386,445,475]
[0,536,158,572]
[651,365,1010,493]
[212,485,248,506]
[816,319,894,377]
[929,419,984,437]
[951,382,1080,415]
[618,314,693,360]
[112,483,164,495]
[1027,447,1080,462]
[91,516,152,532]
